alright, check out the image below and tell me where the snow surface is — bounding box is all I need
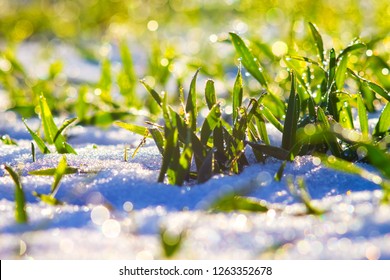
[1,110,390,260]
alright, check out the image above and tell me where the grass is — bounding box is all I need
[30,155,76,206]
[24,94,77,155]
[114,25,388,190]
[0,1,389,221]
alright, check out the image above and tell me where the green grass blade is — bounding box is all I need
[209,193,269,213]
[232,108,248,141]
[185,69,200,131]
[287,176,325,215]
[63,142,77,154]
[114,121,148,136]
[322,155,364,174]
[118,40,137,101]
[161,88,170,126]
[169,107,188,140]
[205,79,216,110]
[307,96,317,119]
[348,69,390,102]
[175,139,192,186]
[51,156,68,195]
[367,82,390,101]
[132,132,148,158]
[39,94,76,154]
[167,112,193,186]
[4,165,28,223]
[282,72,299,150]
[29,167,78,176]
[373,102,390,139]
[140,80,162,107]
[357,95,369,138]
[275,160,288,181]
[247,122,265,162]
[76,85,88,121]
[53,117,77,143]
[168,105,207,165]
[33,192,64,206]
[261,105,284,132]
[166,144,181,185]
[200,103,222,145]
[363,145,390,179]
[148,127,165,155]
[191,130,207,167]
[246,142,289,160]
[48,60,63,80]
[308,22,325,64]
[160,227,185,259]
[285,55,326,72]
[337,43,366,61]
[97,58,112,102]
[335,43,365,90]
[198,149,217,183]
[229,32,268,87]
[228,108,249,173]
[296,177,325,215]
[339,98,354,130]
[232,65,243,122]
[254,112,270,145]
[31,142,36,162]
[213,123,224,158]
[1,135,17,145]
[317,107,343,157]
[23,119,50,154]
[335,54,349,90]
[327,48,337,92]
[283,59,311,95]
[321,155,389,190]
[159,115,178,183]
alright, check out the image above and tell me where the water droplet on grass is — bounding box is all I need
[366,50,373,57]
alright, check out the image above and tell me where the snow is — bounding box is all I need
[1,112,390,260]
[1,43,390,260]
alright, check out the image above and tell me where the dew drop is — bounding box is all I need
[366,50,373,57]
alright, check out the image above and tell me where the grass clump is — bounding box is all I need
[114,22,389,190]
[116,66,264,185]
[24,94,77,155]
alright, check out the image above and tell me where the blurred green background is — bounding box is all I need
[0,0,389,118]
[1,0,389,45]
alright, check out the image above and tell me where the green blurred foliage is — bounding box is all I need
[0,0,389,120]
[1,0,388,43]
